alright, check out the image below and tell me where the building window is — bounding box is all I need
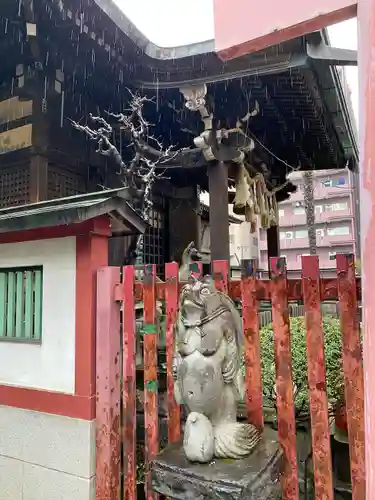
[280,231,293,240]
[293,202,305,215]
[329,252,337,260]
[327,226,350,236]
[315,205,323,214]
[0,266,43,342]
[0,97,32,127]
[278,208,285,217]
[295,230,308,238]
[332,202,348,211]
[316,228,325,238]
[323,202,348,212]
[322,177,346,188]
[293,207,305,215]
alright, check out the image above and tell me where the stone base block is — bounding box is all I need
[151,428,282,500]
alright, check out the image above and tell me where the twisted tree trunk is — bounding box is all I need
[303,170,317,255]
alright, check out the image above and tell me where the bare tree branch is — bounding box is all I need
[70,89,183,265]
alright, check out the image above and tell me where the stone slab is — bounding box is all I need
[151,428,282,500]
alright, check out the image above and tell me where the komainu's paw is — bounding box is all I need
[183,412,214,463]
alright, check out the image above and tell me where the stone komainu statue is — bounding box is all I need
[173,274,261,463]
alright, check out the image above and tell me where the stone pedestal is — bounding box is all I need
[151,429,282,500]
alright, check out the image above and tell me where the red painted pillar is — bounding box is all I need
[358,0,375,493]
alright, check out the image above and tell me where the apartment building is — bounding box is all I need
[259,169,359,277]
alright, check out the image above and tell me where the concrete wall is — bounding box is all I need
[0,236,94,499]
[0,237,76,393]
[0,406,95,500]
[229,221,260,267]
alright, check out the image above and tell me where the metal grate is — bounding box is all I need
[143,202,167,277]
[0,266,43,342]
[47,167,85,199]
[0,167,30,208]
[117,199,168,275]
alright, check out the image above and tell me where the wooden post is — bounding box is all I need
[208,161,230,262]
[266,225,280,258]
[169,186,200,261]
[30,71,49,203]
[267,225,280,277]
[30,154,48,202]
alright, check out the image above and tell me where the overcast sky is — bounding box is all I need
[113,0,358,123]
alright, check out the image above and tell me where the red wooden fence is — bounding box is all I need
[96,255,365,500]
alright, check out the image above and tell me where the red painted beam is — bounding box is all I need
[358,0,375,493]
[214,0,357,60]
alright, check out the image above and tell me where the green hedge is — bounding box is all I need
[242,316,344,417]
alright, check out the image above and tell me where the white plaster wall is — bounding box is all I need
[0,237,76,393]
[230,221,260,265]
[0,405,95,500]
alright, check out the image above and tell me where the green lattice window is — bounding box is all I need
[0,266,43,342]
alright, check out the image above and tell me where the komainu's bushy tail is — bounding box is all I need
[214,422,261,459]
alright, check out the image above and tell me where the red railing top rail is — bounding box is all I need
[115,276,361,303]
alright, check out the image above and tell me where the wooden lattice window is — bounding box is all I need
[0,267,43,342]
[0,167,30,208]
[47,167,85,199]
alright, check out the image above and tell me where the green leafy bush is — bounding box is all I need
[243,316,344,417]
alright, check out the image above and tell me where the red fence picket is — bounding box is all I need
[165,262,180,443]
[269,257,299,500]
[301,256,334,500]
[241,259,263,429]
[96,267,121,500]
[122,266,137,500]
[336,254,366,500]
[96,255,365,500]
[143,264,159,500]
